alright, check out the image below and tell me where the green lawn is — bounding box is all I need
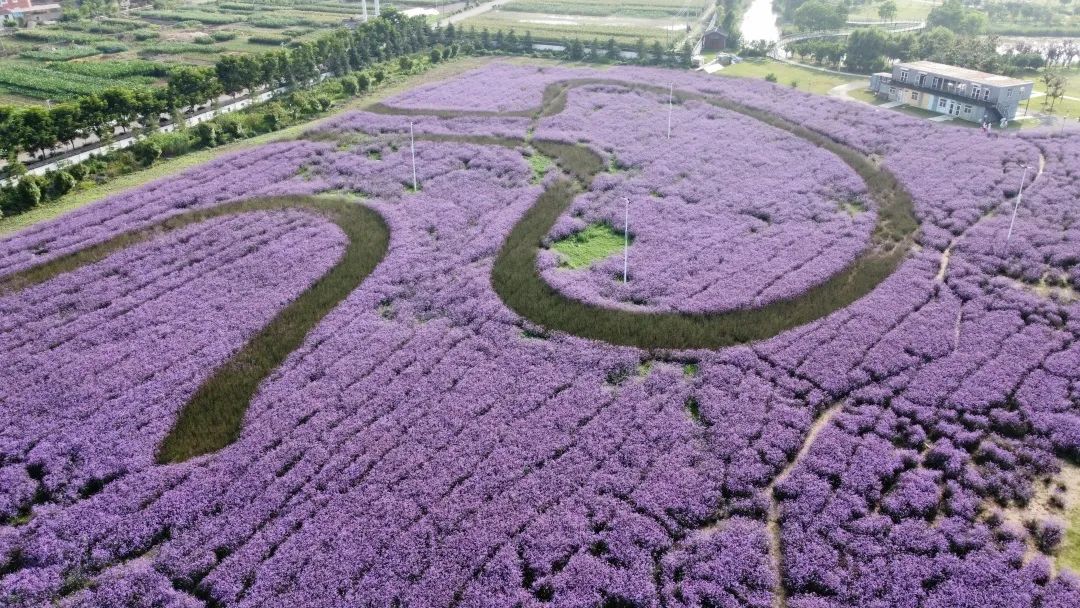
[715,59,861,95]
[550,222,627,268]
[848,0,933,22]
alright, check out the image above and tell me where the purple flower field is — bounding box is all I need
[1,62,1080,607]
[536,84,872,313]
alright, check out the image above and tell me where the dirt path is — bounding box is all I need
[765,402,844,608]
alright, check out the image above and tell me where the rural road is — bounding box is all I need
[829,81,871,104]
[0,88,283,188]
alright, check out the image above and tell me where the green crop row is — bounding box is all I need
[46,60,170,79]
[0,64,156,100]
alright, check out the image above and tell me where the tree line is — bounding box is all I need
[790,25,1052,74]
[465,26,695,68]
[0,10,437,168]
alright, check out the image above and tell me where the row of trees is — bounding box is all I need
[465,26,694,67]
[0,10,436,167]
[0,42,443,217]
[790,26,1050,74]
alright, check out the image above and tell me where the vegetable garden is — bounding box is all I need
[1,62,1080,608]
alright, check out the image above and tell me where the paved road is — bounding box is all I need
[828,81,872,104]
[0,87,283,188]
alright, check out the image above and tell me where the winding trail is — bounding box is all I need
[765,402,844,608]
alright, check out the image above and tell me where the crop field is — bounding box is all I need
[0,0,435,103]
[2,61,1080,607]
[459,0,710,46]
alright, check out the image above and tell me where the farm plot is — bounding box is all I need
[1,63,1080,608]
[0,0,372,103]
[461,9,689,46]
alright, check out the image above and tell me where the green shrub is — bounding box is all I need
[248,34,289,45]
[95,42,129,54]
[14,177,41,213]
[211,31,238,41]
[46,170,77,198]
[146,131,192,158]
[132,139,163,166]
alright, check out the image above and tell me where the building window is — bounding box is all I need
[917,74,927,86]
[971,86,980,99]
[938,98,946,108]
[983,89,990,101]
[1007,88,1015,98]
[911,91,920,101]
[889,86,896,95]
[963,104,972,113]
[899,70,909,83]
[932,76,942,89]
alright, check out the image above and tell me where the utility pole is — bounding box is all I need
[622,196,630,283]
[1003,164,1029,254]
[667,83,673,139]
[410,121,418,192]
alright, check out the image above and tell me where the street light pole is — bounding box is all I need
[667,83,673,139]
[410,121,418,192]
[622,196,629,283]
[1004,164,1029,255]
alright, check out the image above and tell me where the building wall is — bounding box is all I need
[0,0,33,14]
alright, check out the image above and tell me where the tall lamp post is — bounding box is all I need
[410,121,418,191]
[1003,163,1029,255]
[622,196,630,283]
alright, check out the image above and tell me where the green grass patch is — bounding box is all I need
[716,59,861,95]
[528,150,553,183]
[550,222,627,269]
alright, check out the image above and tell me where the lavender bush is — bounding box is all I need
[0,63,1078,607]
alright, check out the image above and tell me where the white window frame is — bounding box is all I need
[899,70,909,83]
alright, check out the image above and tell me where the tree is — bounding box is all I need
[568,38,585,61]
[846,28,889,73]
[927,0,986,35]
[605,38,619,62]
[878,0,897,22]
[18,107,57,159]
[0,106,19,159]
[793,0,848,31]
[46,170,76,198]
[78,94,110,139]
[1041,70,1068,112]
[216,56,247,97]
[13,176,41,212]
[649,41,665,65]
[102,88,136,133]
[167,67,221,112]
[49,104,82,150]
